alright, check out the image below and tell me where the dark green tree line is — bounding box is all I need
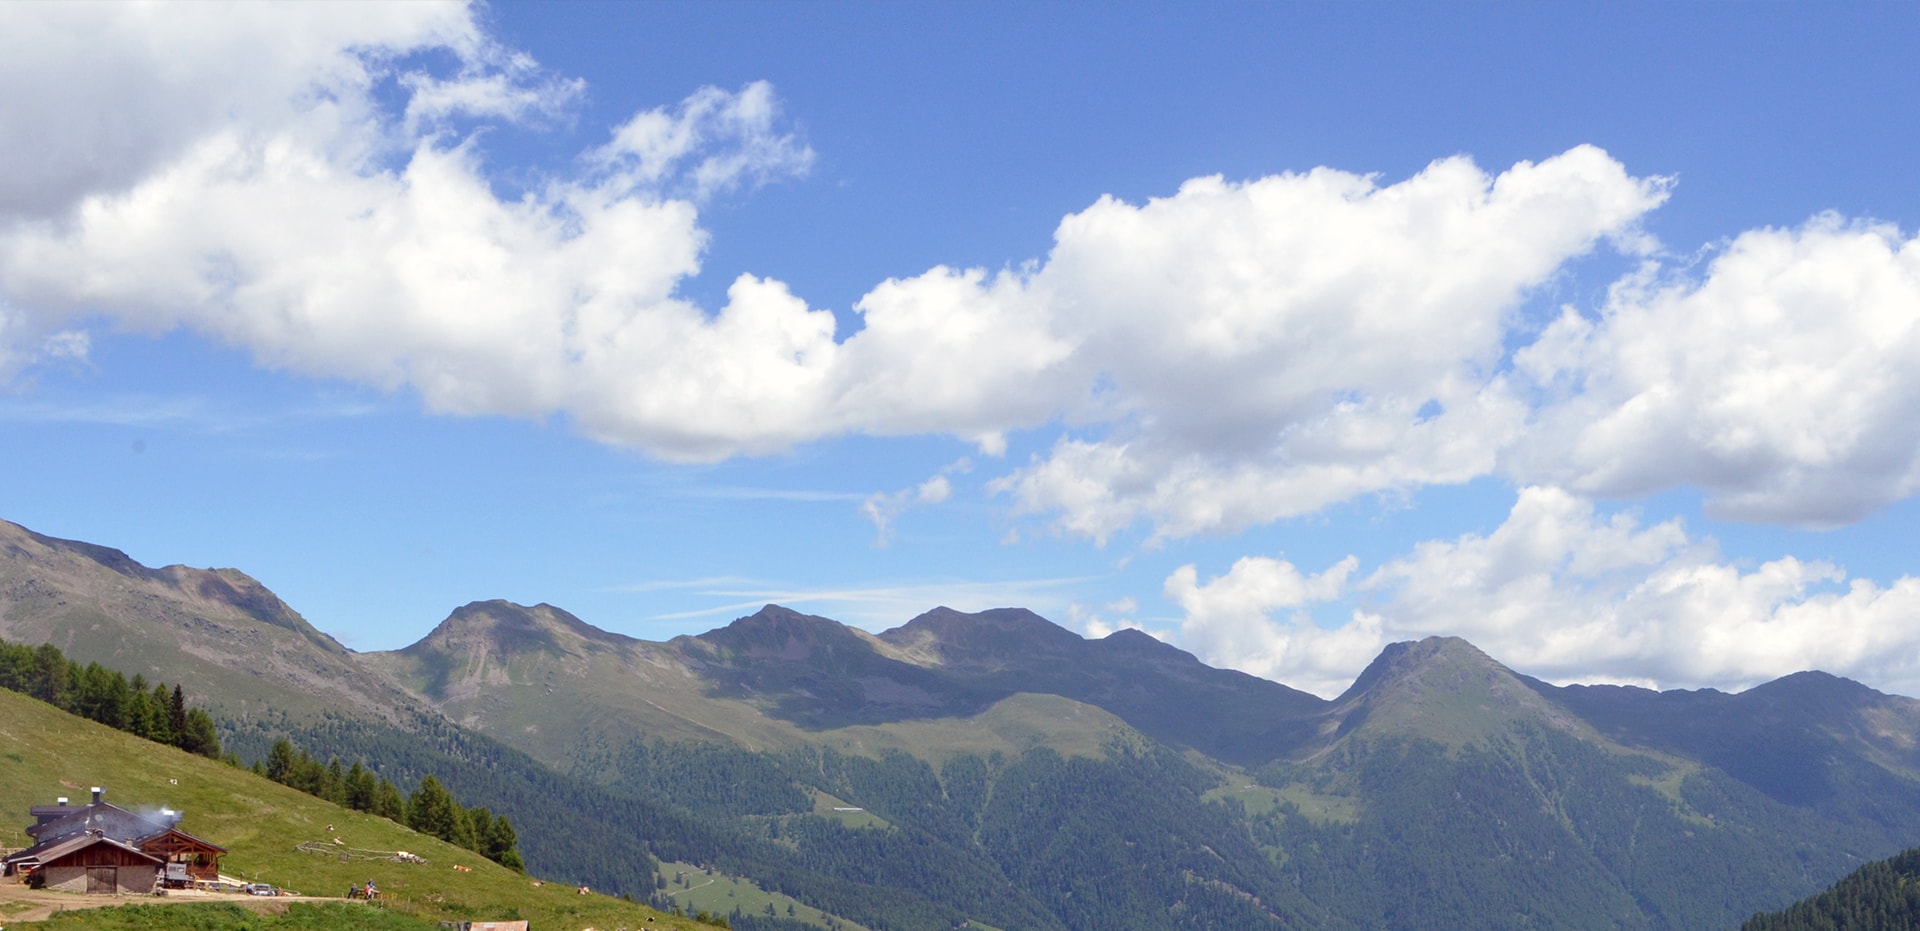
[256,738,524,872]
[0,636,220,758]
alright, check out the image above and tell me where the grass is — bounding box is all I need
[809,693,1141,764]
[655,860,872,931]
[1627,759,1716,826]
[1203,783,1361,825]
[29,901,442,930]
[807,791,889,830]
[0,688,700,930]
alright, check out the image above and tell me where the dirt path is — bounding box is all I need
[0,883,356,923]
[659,877,717,898]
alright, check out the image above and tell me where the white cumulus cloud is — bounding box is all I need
[1169,486,1920,698]
[6,4,1918,540]
[0,4,832,461]
[984,147,1670,541]
[1166,553,1366,697]
[1515,215,1920,526]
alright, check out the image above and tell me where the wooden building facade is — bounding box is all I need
[30,833,163,895]
[138,827,225,883]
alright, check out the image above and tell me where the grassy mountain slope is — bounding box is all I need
[11,518,1920,929]
[365,602,1173,774]
[1247,638,1920,930]
[361,599,800,761]
[0,688,699,930]
[875,607,1328,765]
[0,520,422,723]
[28,901,445,930]
[1535,670,1920,821]
[1308,636,1596,750]
[371,602,1330,775]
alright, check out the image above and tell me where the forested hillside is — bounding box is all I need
[9,517,1920,930]
[1743,847,1920,931]
[0,688,698,930]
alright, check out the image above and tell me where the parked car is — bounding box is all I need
[243,883,279,896]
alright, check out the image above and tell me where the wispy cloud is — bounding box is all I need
[675,485,868,503]
[599,575,762,594]
[861,458,970,547]
[0,394,389,433]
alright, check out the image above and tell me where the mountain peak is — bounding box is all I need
[880,606,1083,664]
[694,604,873,661]
[0,517,420,721]
[1742,669,1885,708]
[1,518,155,580]
[1337,636,1495,702]
[407,599,622,658]
[1323,636,1585,748]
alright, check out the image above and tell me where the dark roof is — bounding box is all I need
[27,801,178,845]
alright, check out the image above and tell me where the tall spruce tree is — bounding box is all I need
[168,685,188,742]
[374,777,407,822]
[407,775,460,842]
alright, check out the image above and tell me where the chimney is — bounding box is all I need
[91,787,103,804]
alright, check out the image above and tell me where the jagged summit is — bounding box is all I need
[692,604,878,661]
[1,518,332,649]
[4,520,153,579]
[0,518,419,721]
[1093,626,1194,661]
[1316,635,1588,749]
[404,599,628,658]
[1741,669,1888,710]
[881,605,1084,664]
[1335,636,1499,703]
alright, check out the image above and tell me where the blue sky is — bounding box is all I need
[3,2,1919,697]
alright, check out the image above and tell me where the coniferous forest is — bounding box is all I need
[1744,847,1920,931]
[0,635,526,875]
[0,635,221,758]
[11,525,1920,931]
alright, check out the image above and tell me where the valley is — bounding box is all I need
[6,516,1920,930]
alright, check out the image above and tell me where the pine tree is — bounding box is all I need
[374,778,406,822]
[168,685,188,743]
[266,738,298,782]
[126,687,158,741]
[30,644,69,707]
[322,757,347,804]
[179,707,221,758]
[99,669,133,730]
[150,684,176,744]
[407,775,460,841]
[486,815,523,872]
[465,806,494,854]
[345,762,378,812]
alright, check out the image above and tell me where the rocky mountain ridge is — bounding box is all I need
[9,516,1920,930]
[0,519,429,722]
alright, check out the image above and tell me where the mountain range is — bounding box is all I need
[5,516,1920,930]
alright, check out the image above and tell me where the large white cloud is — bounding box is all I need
[0,3,835,461]
[0,3,488,219]
[5,4,1917,537]
[1170,486,1920,698]
[0,2,1671,488]
[978,150,1669,540]
[1515,215,1920,525]
[1167,553,1370,698]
